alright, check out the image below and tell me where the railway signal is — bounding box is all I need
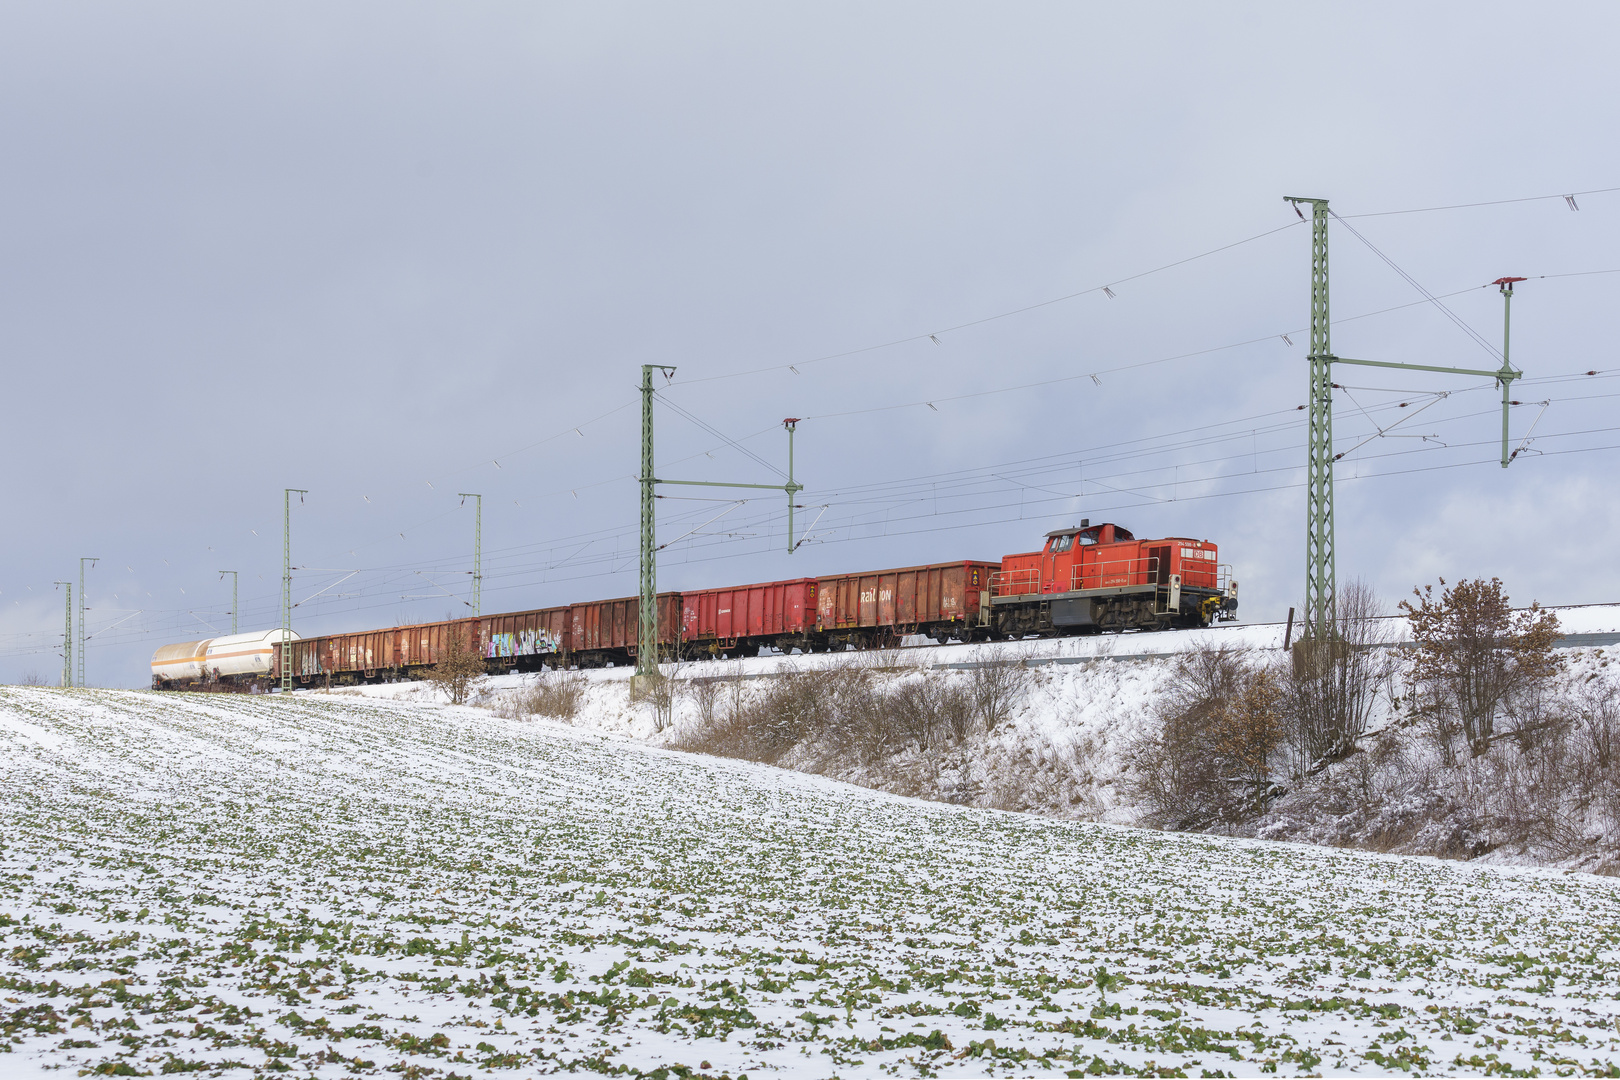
[1284,197,1524,641]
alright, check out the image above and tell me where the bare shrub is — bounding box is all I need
[1579,683,1620,771]
[1402,577,1562,761]
[967,645,1033,732]
[688,672,725,729]
[19,670,45,687]
[929,676,978,747]
[425,625,486,706]
[1572,683,1620,833]
[814,666,885,763]
[1480,679,1620,859]
[670,665,827,764]
[1130,645,1283,829]
[877,677,935,753]
[514,669,588,720]
[753,666,826,756]
[1326,729,1417,845]
[856,648,914,673]
[1285,579,1393,775]
[639,671,676,731]
[670,654,999,770]
[1489,730,1582,855]
[878,674,977,755]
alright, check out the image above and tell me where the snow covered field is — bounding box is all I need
[4,688,1620,1077]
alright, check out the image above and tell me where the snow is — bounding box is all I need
[0,714,68,751]
[5,685,1620,1077]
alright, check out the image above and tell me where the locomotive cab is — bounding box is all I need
[1041,523,1135,594]
[1046,522,1133,551]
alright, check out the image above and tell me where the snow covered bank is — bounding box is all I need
[445,609,1620,874]
[4,686,1620,1077]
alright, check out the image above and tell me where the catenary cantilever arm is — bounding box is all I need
[1331,356,1515,381]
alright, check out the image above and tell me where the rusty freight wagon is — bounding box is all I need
[283,627,396,683]
[568,593,683,667]
[282,617,481,686]
[815,560,999,647]
[283,606,575,686]
[285,622,409,685]
[680,577,819,656]
[481,605,570,667]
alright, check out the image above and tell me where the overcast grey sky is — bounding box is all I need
[4,3,1617,687]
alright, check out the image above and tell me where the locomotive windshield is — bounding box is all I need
[1051,534,1073,553]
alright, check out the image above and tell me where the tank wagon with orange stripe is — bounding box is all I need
[150,629,299,690]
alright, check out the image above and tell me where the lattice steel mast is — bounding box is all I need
[637,365,674,685]
[1284,196,1523,641]
[219,570,238,635]
[1287,198,1337,640]
[459,493,482,617]
[636,367,805,689]
[77,557,97,687]
[281,488,307,692]
[54,581,71,688]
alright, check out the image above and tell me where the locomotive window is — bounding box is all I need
[1051,534,1073,553]
[1077,529,1099,546]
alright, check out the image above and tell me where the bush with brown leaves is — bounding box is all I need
[1401,577,1562,761]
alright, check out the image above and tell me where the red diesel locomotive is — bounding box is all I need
[990,519,1232,636]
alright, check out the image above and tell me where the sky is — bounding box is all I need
[2,2,1617,688]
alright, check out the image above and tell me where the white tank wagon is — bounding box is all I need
[151,639,211,685]
[151,629,299,690]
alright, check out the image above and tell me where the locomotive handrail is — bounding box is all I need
[989,568,1041,597]
[1071,555,1161,592]
[997,554,1205,596]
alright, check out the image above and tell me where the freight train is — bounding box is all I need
[151,521,1237,690]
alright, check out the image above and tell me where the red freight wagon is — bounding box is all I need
[681,578,818,655]
[815,560,998,647]
[990,521,1233,634]
[568,593,682,667]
